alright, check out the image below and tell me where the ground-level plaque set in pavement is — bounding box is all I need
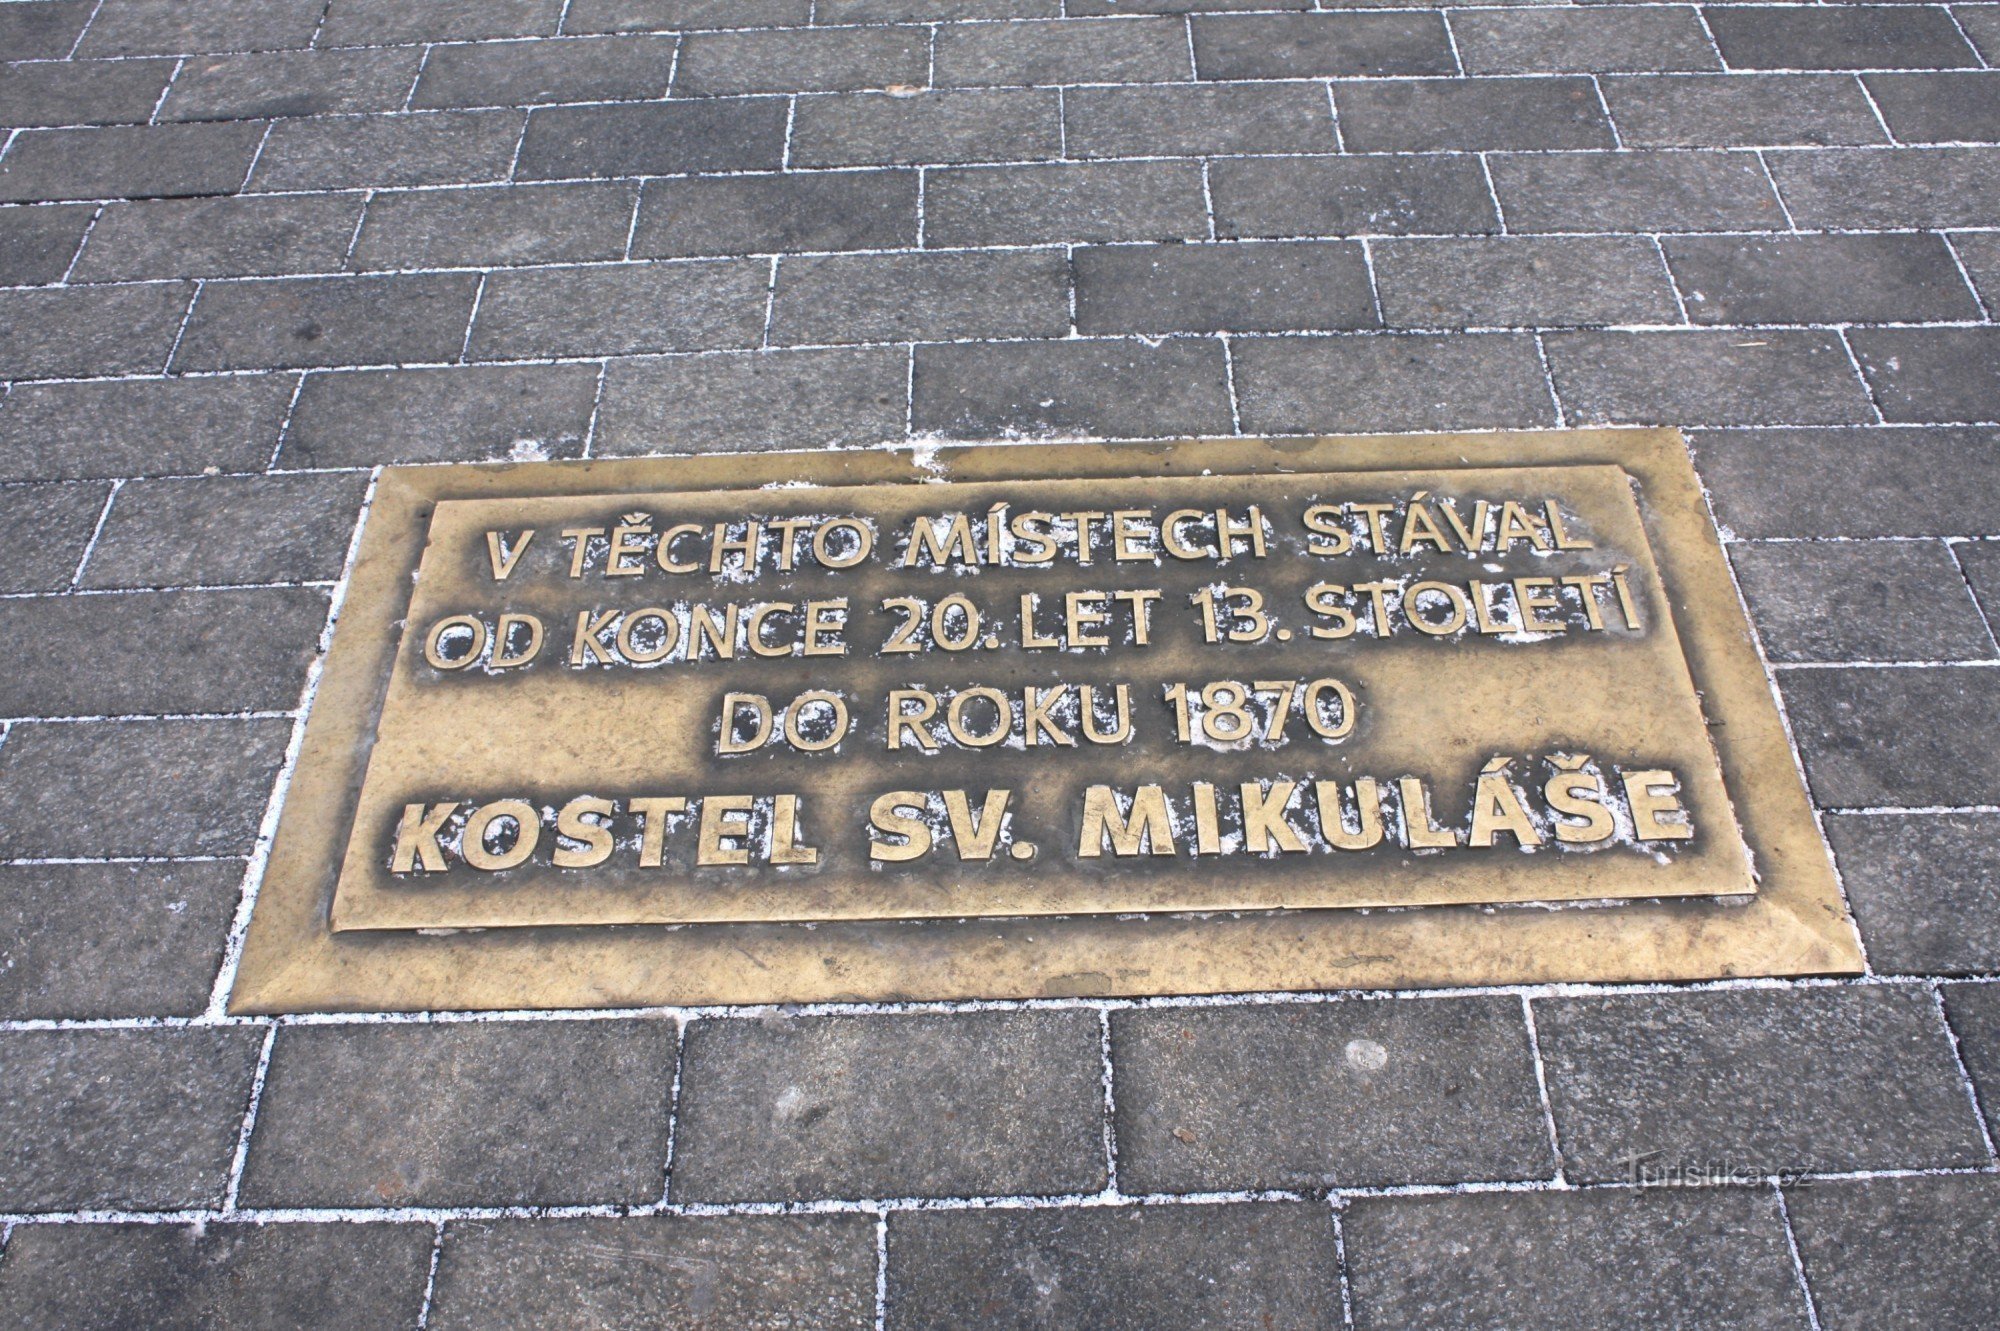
[231,431,1862,1012]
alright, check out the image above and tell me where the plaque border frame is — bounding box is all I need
[229,429,1865,1013]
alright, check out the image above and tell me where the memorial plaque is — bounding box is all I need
[231,431,1863,1012]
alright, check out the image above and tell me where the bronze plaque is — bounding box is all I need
[231,431,1862,1012]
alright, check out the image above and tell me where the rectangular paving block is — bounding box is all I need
[0,57,178,128]
[1951,231,2000,309]
[1956,537,2000,623]
[886,1203,1339,1331]
[0,859,243,1020]
[238,1018,675,1207]
[770,248,1069,345]
[279,363,599,467]
[160,47,427,121]
[319,0,565,45]
[1850,327,2000,424]
[351,182,639,271]
[515,97,789,177]
[1342,1188,1808,1331]
[1063,83,1340,159]
[812,0,1055,21]
[1542,329,1873,428]
[1729,540,1992,663]
[1210,153,1499,238]
[174,272,482,371]
[248,110,527,193]
[0,717,291,858]
[1824,812,2000,974]
[1371,235,1679,328]
[1599,72,1888,148]
[1690,426,2000,538]
[672,1010,1105,1201]
[1664,233,1980,325]
[594,345,908,453]
[1942,981,2000,1142]
[411,34,678,109]
[564,0,813,30]
[0,480,106,592]
[0,281,193,379]
[1787,1174,2000,1331]
[1335,77,1616,151]
[1781,665,2000,807]
[1766,147,2000,229]
[1863,71,2000,144]
[1450,7,1720,75]
[0,1,95,61]
[787,88,1061,167]
[1489,150,1789,233]
[81,472,370,588]
[1706,5,1978,71]
[467,259,768,358]
[911,336,1232,437]
[1191,12,1454,79]
[631,170,917,258]
[0,374,293,482]
[921,161,1208,245]
[77,0,323,57]
[672,25,929,96]
[0,121,266,202]
[427,1216,877,1331]
[0,587,329,717]
[0,1026,265,1211]
[0,202,92,284]
[0,1221,434,1331]
[1112,997,1553,1193]
[1536,986,1989,1181]
[1073,240,1376,334]
[931,16,1192,87]
[71,193,366,281]
[1232,331,1556,433]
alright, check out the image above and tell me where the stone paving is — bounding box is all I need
[0,0,1999,1326]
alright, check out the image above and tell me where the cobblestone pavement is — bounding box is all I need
[1,0,1999,1326]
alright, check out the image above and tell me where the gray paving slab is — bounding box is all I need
[71,194,366,281]
[0,375,294,482]
[1691,426,2000,538]
[0,480,107,592]
[0,1027,265,1211]
[1941,980,2000,1142]
[1782,664,2000,806]
[1343,1188,1810,1331]
[886,1202,1339,1331]
[1826,813,2000,973]
[0,282,193,379]
[631,170,916,258]
[1787,1174,2000,1331]
[595,345,909,453]
[0,717,291,858]
[0,1220,435,1331]
[0,860,243,1019]
[81,472,369,588]
[1728,539,1994,662]
[672,1010,1105,1201]
[0,203,93,284]
[279,363,599,467]
[1113,997,1555,1192]
[1536,986,1989,1182]
[0,587,328,716]
[238,1019,675,1208]
[426,1215,878,1331]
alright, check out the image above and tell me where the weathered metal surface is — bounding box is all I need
[229,431,1862,1012]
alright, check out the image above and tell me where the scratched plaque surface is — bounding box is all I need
[231,432,1861,1012]
[332,463,1749,932]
